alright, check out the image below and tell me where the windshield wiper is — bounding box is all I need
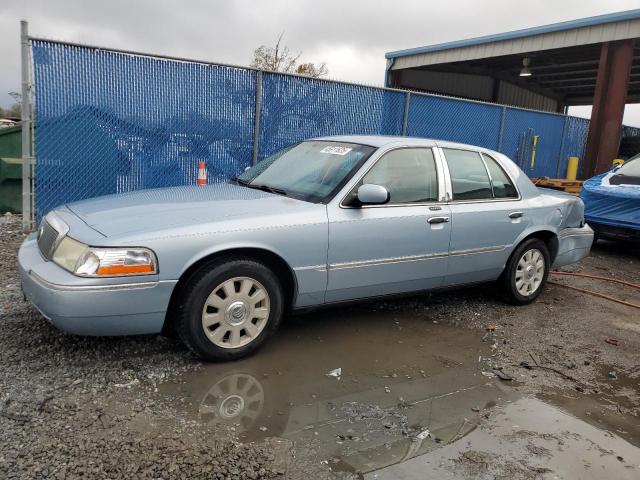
[246,183,289,196]
[230,177,288,196]
[229,177,250,185]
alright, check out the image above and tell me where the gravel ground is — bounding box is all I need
[1,212,639,479]
[0,214,291,479]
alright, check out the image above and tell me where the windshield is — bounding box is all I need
[616,156,640,176]
[610,156,640,185]
[235,141,376,202]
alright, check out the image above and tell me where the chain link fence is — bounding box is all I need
[258,72,406,159]
[500,108,566,177]
[27,38,621,223]
[407,94,503,151]
[32,40,257,221]
[561,116,591,178]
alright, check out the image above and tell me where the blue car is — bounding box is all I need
[19,136,593,360]
[581,154,640,242]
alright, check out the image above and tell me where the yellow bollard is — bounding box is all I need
[566,156,579,180]
[612,158,625,168]
[530,136,539,170]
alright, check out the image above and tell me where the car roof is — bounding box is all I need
[315,134,497,154]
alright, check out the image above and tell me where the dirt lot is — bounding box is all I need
[1,212,639,479]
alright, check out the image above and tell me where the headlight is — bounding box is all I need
[52,236,88,271]
[52,237,158,277]
[75,248,158,276]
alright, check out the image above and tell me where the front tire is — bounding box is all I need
[501,239,550,305]
[175,258,284,361]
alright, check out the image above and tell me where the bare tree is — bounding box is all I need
[250,32,328,78]
[295,62,328,78]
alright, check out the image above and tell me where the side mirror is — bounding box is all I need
[356,184,390,205]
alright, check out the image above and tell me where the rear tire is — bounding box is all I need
[175,258,284,361]
[501,238,550,305]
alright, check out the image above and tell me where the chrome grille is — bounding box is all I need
[37,219,60,259]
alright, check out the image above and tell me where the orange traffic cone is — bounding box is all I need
[197,161,207,185]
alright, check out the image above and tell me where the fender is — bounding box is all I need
[176,240,327,308]
[507,225,559,266]
[178,240,295,279]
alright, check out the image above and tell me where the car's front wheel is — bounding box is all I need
[501,238,550,305]
[175,258,284,361]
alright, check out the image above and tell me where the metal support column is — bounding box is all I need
[401,92,410,136]
[252,71,263,166]
[583,40,634,178]
[20,20,33,231]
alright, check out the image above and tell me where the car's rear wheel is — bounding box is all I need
[501,238,550,305]
[175,258,284,361]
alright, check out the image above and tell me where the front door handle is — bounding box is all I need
[508,211,524,219]
[427,216,450,224]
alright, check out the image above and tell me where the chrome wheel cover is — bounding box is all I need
[515,248,545,296]
[198,373,265,430]
[201,277,270,349]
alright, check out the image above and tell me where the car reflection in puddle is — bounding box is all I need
[198,372,266,432]
[157,311,510,474]
[192,368,512,475]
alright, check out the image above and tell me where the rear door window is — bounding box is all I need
[442,149,492,200]
[482,154,519,198]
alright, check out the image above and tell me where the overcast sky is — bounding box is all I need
[2,0,640,124]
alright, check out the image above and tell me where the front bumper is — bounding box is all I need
[18,234,177,336]
[552,224,594,268]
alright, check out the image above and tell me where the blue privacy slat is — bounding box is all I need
[32,40,256,221]
[500,108,565,178]
[257,73,405,159]
[560,116,590,178]
[406,94,503,150]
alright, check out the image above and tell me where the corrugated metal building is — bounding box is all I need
[385,9,640,175]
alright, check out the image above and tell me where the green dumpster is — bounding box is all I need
[0,125,23,213]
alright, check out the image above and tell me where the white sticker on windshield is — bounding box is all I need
[320,146,353,155]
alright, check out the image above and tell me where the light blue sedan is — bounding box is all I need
[19,136,593,360]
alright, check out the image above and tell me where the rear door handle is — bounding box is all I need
[508,211,524,219]
[427,216,450,224]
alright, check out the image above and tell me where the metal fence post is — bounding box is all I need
[20,20,33,231]
[497,106,506,152]
[252,70,263,166]
[401,92,410,136]
[556,115,569,178]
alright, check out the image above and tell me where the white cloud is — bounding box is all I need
[305,44,385,86]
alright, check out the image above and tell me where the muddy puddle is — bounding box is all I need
[147,309,639,478]
[539,364,640,448]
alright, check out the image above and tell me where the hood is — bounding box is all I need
[66,183,315,237]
